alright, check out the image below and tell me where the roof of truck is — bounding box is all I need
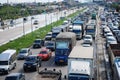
[69,46,93,59]
[56,32,76,39]
[69,60,90,75]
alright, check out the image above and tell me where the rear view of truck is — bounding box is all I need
[68,46,94,80]
[55,32,76,65]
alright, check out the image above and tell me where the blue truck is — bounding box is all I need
[55,32,76,65]
[51,27,62,40]
[72,19,84,39]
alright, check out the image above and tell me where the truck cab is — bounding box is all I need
[55,41,70,64]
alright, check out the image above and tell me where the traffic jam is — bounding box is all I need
[0,4,120,80]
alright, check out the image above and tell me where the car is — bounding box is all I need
[103,27,111,37]
[33,20,38,25]
[45,41,55,51]
[37,48,52,61]
[106,36,117,48]
[33,39,44,48]
[5,73,25,80]
[82,42,91,47]
[23,55,41,72]
[44,32,52,41]
[83,35,93,45]
[105,32,113,38]
[17,48,32,60]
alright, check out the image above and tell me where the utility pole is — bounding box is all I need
[7,0,9,29]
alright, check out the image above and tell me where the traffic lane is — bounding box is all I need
[31,48,68,80]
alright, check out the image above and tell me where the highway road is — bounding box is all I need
[0,6,110,80]
[0,39,96,80]
[0,8,79,46]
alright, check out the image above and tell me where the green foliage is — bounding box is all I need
[0,5,29,20]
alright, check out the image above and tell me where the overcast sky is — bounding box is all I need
[0,0,91,4]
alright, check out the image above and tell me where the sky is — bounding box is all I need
[0,0,91,4]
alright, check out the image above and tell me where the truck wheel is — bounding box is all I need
[6,69,10,74]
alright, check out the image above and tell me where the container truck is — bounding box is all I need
[68,46,94,80]
[55,32,76,64]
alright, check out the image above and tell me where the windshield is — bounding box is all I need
[40,51,47,54]
[5,76,17,80]
[46,43,54,46]
[56,42,68,49]
[108,38,116,41]
[86,29,95,32]
[84,36,91,39]
[19,50,27,53]
[55,49,69,55]
[34,40,41,43]
[0,61,8,65]
[25,56,36,61]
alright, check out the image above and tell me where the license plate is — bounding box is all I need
[59,60,64,62]
[28,66,31,68]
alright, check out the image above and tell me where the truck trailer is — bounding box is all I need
[68,46,94,80]
[55,32,76,64]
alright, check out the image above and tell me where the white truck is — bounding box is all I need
[68,46,94,80]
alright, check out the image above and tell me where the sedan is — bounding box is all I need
[17,48,32,60]
[37,48,52,61]
[83,35,93,45]
[23,55,41,72]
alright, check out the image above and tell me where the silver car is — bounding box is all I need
[17,48,32,60]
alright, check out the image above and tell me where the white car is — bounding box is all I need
[106,36,117,48]
[83,35,93,45]
[106,32,113,38]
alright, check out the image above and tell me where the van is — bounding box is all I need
[0,49,17,74]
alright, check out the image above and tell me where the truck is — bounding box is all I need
[72,25,82,39]
[91,13,96,20]
[108,44,120,80]
[68,46,94,80]
[108,44,120,66]
[72,19,85,39]
[85,20,96,39]
[55,32,76,64]
[52,27,62,40]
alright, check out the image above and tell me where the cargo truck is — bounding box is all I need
[72,19,84,39]
[108,44,120,80]
[108,44,120,66]
[55,32,76,64]
[68,46,94,80]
